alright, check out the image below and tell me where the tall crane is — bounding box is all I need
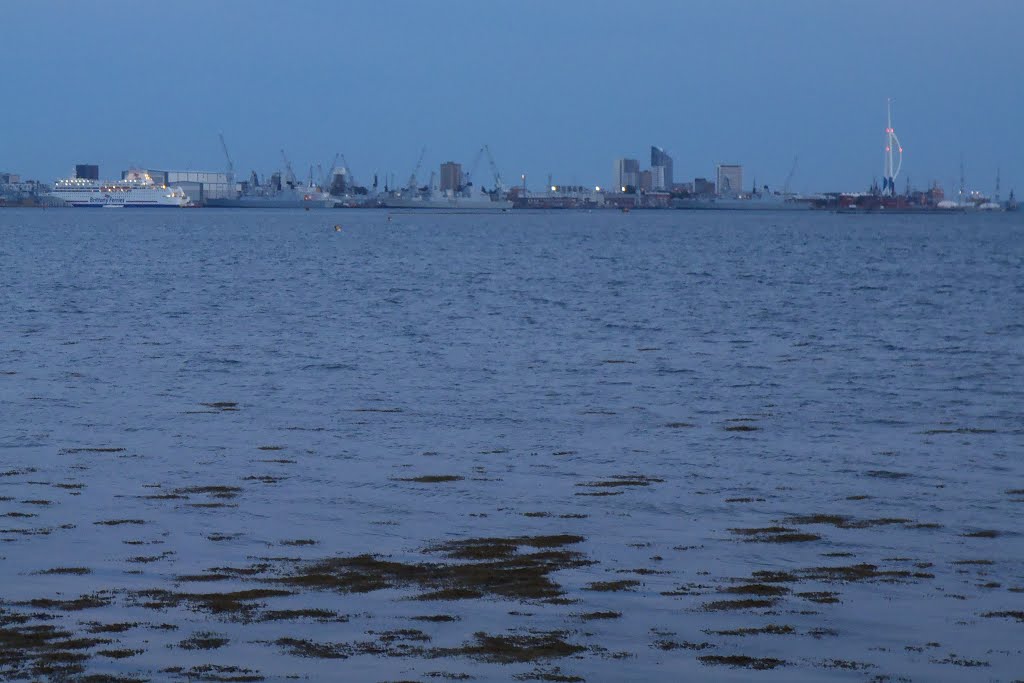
[782,156,798,195]
[338,153,357,188]
[280,149,297,187]
[323,153,340,188]
[218,132,235,188]
[407,147,426,191]
[482,145,504,193]
[467,146,486,189]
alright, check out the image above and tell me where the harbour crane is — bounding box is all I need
[323,153,340,188]
[338,153,357,188]
[280,149,297,187]
[782,156,798,195]
[407,147,426,191]
[218,132,235,188]
[467,146,486,189]
[482,145,504,193]
[466,145,503,193]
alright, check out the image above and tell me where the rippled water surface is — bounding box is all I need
[1,208,1022,681]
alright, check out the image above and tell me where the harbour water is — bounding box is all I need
[1,208,1022,681]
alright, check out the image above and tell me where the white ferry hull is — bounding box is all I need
[63,199,186,208]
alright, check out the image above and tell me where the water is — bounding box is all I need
[1,208,1022,681]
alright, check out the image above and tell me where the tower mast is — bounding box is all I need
[883,98,903,196]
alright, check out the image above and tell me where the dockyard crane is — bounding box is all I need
[467,146,486,189]
[218,132,235,188]
[280,149,297,187]
[466,145,503,193]
[339,153,357,187]
[782,156,798,196]
[407,147,427,191]
[483,145,504,193]
[323,153,340,188]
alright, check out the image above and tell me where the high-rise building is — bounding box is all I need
[440,161,462,193]
[716,164,743,196]
[639,170,653,192]
[614,158,640,192]
[650,166,666,193]
[75,164,99,180]
[650,146,673,190]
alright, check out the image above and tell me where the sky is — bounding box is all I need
[2,0,1022,194]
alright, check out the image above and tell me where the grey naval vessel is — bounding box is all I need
[377,185,512,211]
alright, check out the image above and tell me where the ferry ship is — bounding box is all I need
[48,170,189,208]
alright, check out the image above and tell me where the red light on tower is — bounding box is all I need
[882,98,903,195]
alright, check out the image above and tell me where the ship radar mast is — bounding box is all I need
[883,98,903,196]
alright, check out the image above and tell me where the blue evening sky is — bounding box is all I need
[2,0,1021,195]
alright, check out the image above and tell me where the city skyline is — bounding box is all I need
[1,0,1022,194]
